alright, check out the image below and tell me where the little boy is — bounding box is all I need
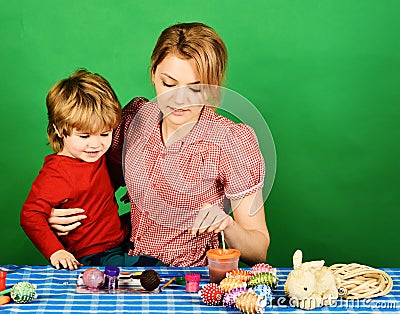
[20,69,128,270]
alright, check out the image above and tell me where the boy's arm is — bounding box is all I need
[21,190,66,260]
[21,162,75,264]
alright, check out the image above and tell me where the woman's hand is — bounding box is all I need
[48,208,87,236]
[49,249,82,270]
[189,203,233,235]
[190,191,270,266]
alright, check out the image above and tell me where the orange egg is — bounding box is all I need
[0,295,10,305]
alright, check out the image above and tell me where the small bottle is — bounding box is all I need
[185,273,200,293]
[104,266,120,292]
[0,271,6,291]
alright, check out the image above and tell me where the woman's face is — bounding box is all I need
[152,54,205,128]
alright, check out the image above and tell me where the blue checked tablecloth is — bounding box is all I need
[0,265,399,313]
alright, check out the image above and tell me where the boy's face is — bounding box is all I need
[58,128,112,162]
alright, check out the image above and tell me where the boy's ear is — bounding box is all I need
[53,124,62,138]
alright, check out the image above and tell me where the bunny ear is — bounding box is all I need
[293,250,303,269]
[302,260,325,272]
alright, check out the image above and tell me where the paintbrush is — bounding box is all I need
[159,277,176,292]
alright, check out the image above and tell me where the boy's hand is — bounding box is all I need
[50,250,82,270]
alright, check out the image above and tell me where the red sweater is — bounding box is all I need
[21,154,127,260]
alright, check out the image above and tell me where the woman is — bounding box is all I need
[49,22,270,267]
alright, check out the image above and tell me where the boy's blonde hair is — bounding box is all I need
[151,22,227,86]
[46,69,121,152]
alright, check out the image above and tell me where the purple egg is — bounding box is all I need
[223,286,249,308]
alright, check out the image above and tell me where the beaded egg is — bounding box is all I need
[10,282,36,304]
[219,277,246,293]
[200,283,224,306]
[247,272,278,289]
[250,263,277,276]
[226,269,251,282]
[251,284,272,305]
[235,291,266,314]
[222,286,249,308]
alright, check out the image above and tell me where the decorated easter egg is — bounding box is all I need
[140,269,160,291]
[82,268,104,289]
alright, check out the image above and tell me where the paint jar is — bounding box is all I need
[185,273,200,293]
[206,248,240,284]
[104,266,120,292]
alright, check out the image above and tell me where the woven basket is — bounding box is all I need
[329,263,393,299]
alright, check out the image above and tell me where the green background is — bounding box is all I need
[1,0,399,267]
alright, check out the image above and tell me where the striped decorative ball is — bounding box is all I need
[10,282,36,304]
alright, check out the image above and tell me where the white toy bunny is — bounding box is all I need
[284,250,339,310]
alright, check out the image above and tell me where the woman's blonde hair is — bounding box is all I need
[151,22,228,86]
[46,69,121,152]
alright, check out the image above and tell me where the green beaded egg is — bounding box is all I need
[10,282,36,304]
[247,272,279,289]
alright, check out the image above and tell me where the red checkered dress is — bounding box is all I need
[107,97,265,266]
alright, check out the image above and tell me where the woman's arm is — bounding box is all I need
[190,190,270,266]
[190,121,269,265]
[224,190,269,265]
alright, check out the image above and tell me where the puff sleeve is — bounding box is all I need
[219,123,265,200]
